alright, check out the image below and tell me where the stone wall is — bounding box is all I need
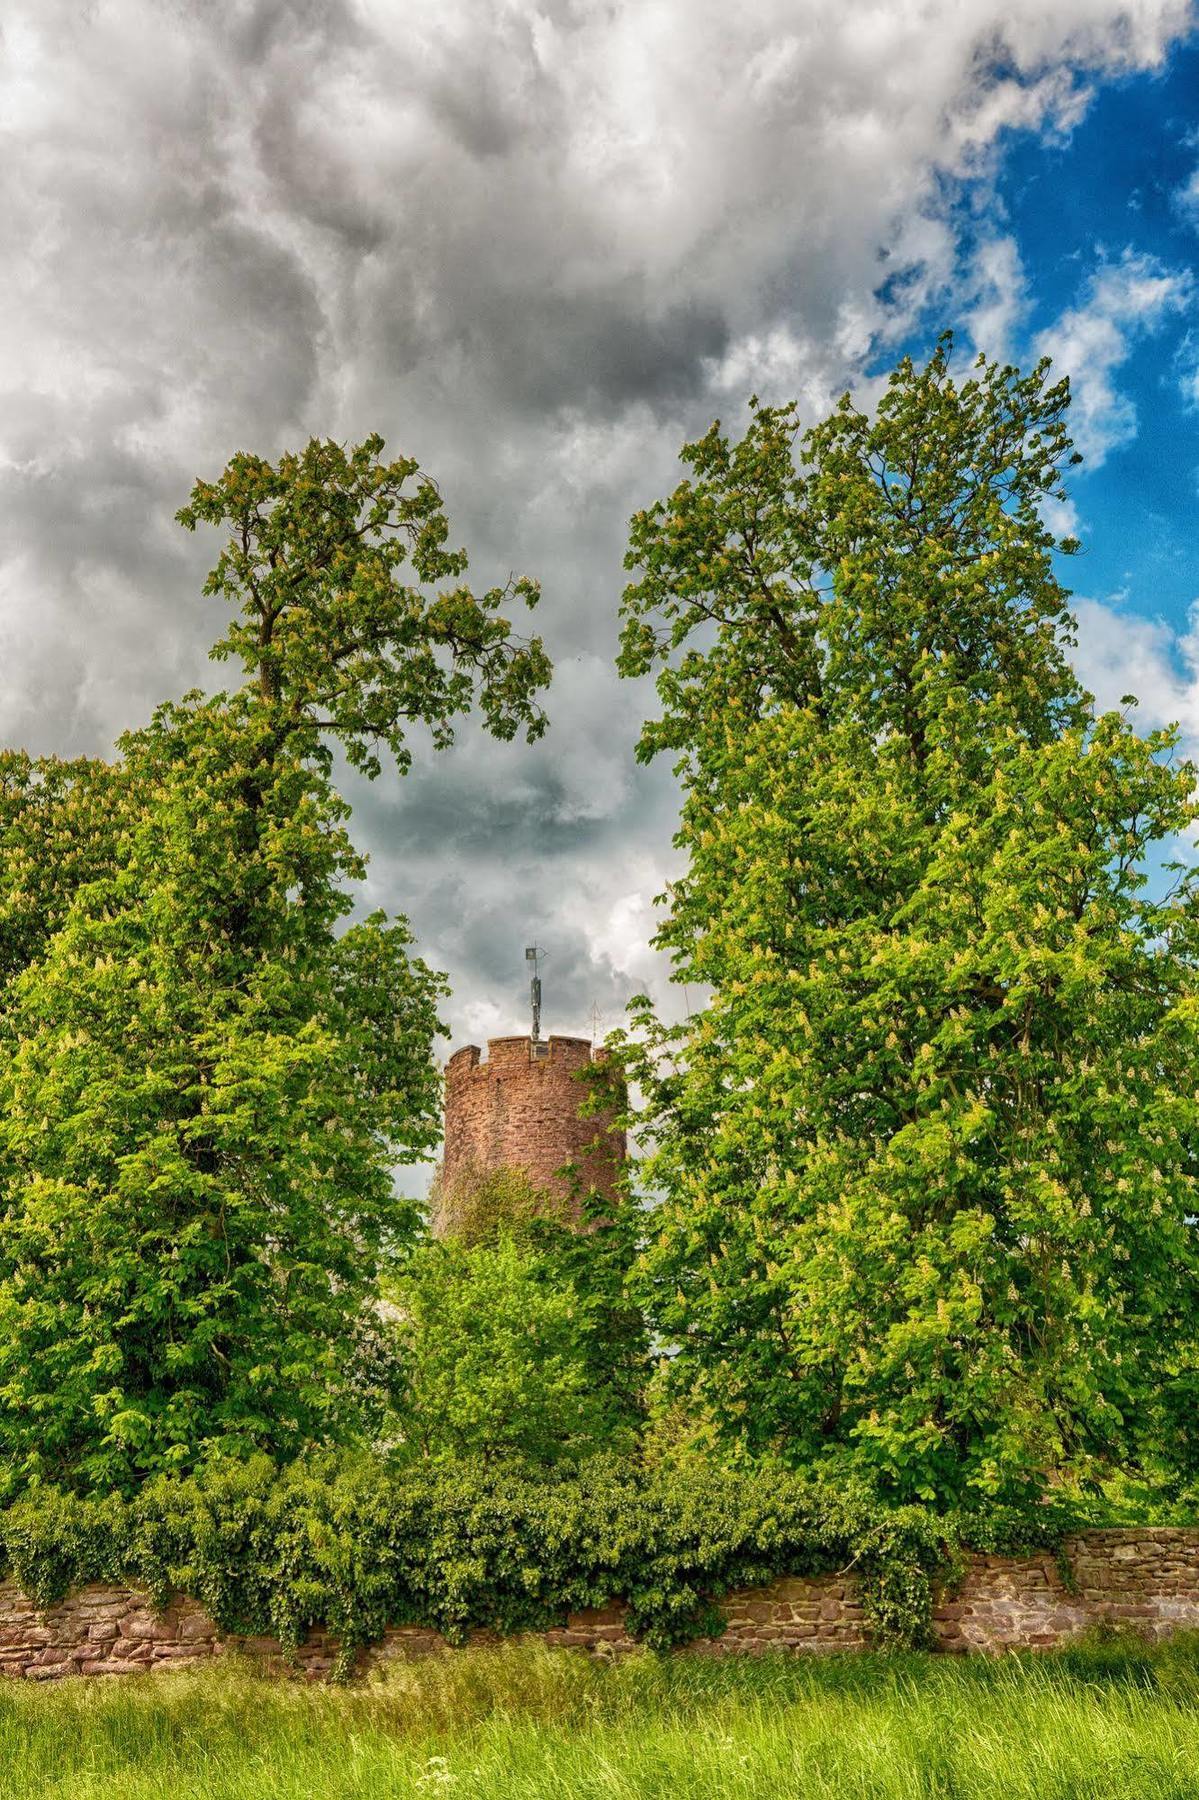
[440,1034,625,1225]
[1,1531,1196,1680]
[934,1530,1199,1652]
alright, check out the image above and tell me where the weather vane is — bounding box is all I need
[525,946,543,1041]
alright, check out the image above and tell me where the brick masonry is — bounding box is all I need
[1,1531,1196,1680]
[440,1035,625,1224]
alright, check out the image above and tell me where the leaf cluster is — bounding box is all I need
[177,434,550,776]
[0,1454,976,1676]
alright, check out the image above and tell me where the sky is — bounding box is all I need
[4,1,1199,1171]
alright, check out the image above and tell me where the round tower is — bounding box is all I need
[439,1035,625,1231]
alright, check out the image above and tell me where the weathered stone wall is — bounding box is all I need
[933,1530,1199,1652]
[1,1531,1196,1680]
[440,1034,625,1224]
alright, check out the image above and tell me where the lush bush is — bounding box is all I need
[386,1168,647,1468]
[0,1455,965,1675]
[384,1233,641,1466]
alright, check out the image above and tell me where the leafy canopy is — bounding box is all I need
[617,340,1199,1506]
[0,434,552,1493]
[0,752,125,998]
[177,432,550,776]
[388,1167,646,1467]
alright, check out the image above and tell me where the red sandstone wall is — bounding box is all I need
[2,1531,1197,1680]
[441,1035,625,1221]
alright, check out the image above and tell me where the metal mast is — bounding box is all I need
[525,946,543,1041]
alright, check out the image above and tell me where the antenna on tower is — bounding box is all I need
[525,946,543,1041]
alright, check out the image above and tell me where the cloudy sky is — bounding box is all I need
[5,1,1199,1142]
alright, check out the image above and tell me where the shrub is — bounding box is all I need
[384,1233,637,1465]
[0,1456,963,1675]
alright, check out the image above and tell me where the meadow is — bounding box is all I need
[2,1637,1199,1799]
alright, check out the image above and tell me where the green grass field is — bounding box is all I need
[2,1637,1199,1799]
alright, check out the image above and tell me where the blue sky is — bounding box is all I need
[978,40,1199,625]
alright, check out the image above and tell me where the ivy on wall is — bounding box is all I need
[0,1455,1104,1678]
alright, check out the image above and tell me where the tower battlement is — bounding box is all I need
[440,1034,625,1228]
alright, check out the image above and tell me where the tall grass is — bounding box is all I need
[1,1637,1197,1798]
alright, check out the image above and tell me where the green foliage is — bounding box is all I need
[0,1455,955,1672]
[390,1167,647,1467]
[619,336,1083,765]
[0,699,446,1492]
[429,1164,576,1246]
[616,339,1199,1506]
[0,751,125,995]
[176,432,551,777]
[0,432,553,1492]
[385,1232,637,1466]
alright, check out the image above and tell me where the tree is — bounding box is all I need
[617,340,1199,1505]
[387,1167,647,1466]
[176,432,550,776]
[0,699,445,1489]
[386,1233,630,1467]
[0,435,551,1492]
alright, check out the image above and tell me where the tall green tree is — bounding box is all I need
[0,436,551,1492]
[617,341,1199,1505]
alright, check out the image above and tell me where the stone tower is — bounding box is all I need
[439,1034,625,1229]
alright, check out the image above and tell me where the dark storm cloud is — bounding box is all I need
[371,290,731,417]
[0,0,1193,1161]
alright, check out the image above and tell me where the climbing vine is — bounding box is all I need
[0,1455,1106,1677]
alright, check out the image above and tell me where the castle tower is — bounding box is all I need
[439,1035,625,1230]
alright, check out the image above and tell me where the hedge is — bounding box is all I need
[0,1456,1084,1677]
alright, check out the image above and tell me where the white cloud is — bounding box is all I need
[965,237,1030,362]
[1041,491,1082,542]
[1177,331,1199,408]
[1074,596,1199,745]
[1177,162,1199,224]
[1034,251,1194,465]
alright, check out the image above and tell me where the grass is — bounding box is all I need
[1,1636,1198,1798]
